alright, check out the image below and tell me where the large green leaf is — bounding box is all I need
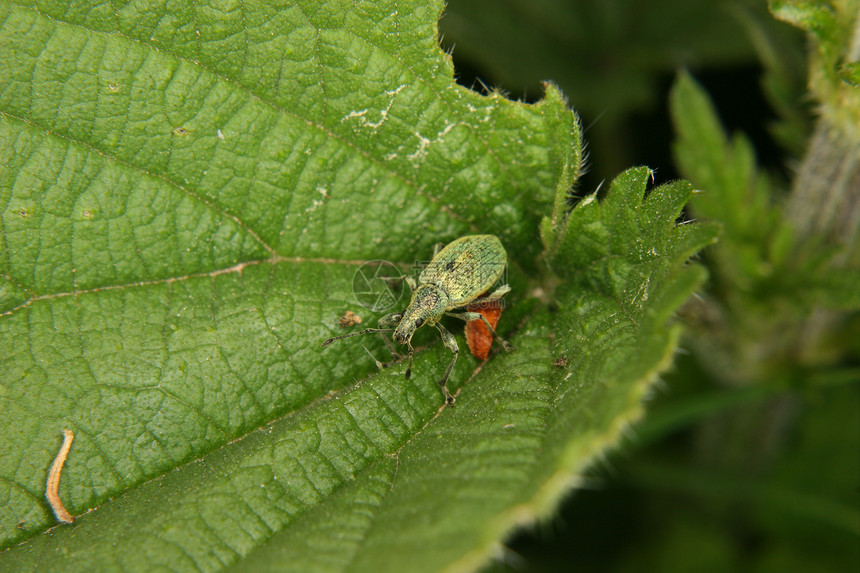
[0,1,713,570]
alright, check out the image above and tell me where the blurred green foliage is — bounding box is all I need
[440,1,860,571]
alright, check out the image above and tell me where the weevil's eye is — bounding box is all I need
[415,318,424,328]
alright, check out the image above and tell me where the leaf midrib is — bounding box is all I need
[0,254,417,319]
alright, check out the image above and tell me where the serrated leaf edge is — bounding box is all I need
[441,326,682,573]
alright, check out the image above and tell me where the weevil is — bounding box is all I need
[321,235,513,404]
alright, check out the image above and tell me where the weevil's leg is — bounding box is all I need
[404,341,414,380]
[378,312,404,329]
[377,331,403,359]
[435,323,458,404]
[321,328,395,347]
[362,312,405,359]
[431,243,445,257]
[481,284,510,302]
[377,275,404,288]
[378,274,407,288]
[446,310,515,352]
[378,275,418,292]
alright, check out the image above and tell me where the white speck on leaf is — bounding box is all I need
[342,84,407,129]
[407,133,431,165]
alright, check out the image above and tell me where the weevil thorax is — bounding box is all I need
[393,284,448,345]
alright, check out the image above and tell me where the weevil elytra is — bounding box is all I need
[322,235,513,404]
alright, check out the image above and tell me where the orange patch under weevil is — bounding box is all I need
[465,299,503,360]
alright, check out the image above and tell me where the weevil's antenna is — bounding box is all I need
[321,328,395,347]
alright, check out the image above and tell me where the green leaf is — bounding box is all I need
[669,70,787,303]
[552,167,718,331]
[0,1,712,571]
[669,71,774,241]
[769,0,842,41]
[840,61,860,86]
[770,0,860,133]
[670,71,860,313]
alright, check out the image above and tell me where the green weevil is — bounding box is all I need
[322,234,513,404]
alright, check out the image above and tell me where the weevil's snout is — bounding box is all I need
[393,313,425,345]
[393,328,410,346]
[393,314,425,345]
[393,284,447,346]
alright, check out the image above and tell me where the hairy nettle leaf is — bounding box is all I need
[0,1,713,571]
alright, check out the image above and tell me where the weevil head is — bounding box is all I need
[393,284,448,345]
